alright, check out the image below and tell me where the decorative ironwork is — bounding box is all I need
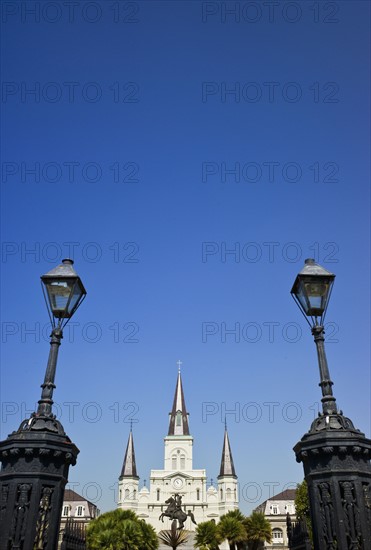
[362,483,371,531]
[10,483,32,548]
[0,484,9,524]
[33,486,54,549]
[318,482,336,549]
[286,513,311,550]
[60,518,86,550]
[291,261,371,549]
[340,481,361,548]
[0,260,85,550]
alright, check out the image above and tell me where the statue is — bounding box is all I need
[159,493,197,529]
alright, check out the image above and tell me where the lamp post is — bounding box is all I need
[291,259,371,549]
[0,259,86,550]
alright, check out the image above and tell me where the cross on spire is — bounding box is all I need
[176,359,182,372]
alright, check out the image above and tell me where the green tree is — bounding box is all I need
[217,515,246,550]
[86,508,158,550]
[120,520,144,550]
[222,510,245,522]
[118,509,138,521]
[194,520,222,550]
[295,480,313,544]
[139,520,159,550]
[295,481,310,521]
[243,512,271,550]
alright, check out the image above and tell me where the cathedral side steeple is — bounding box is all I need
[217,423,239,513]
[120,427,139,479]
[118,426,139,510]
[168,364,190,436]
[218,424,237,478]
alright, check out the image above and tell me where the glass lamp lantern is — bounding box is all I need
[41,259,87,328]
[291,258,335,326]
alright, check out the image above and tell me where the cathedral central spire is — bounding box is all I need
[168,366,190,436]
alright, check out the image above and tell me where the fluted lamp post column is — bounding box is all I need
[0,259,86,550]
[291,259,371,549]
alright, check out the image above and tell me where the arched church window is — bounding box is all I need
[226,488,231,500]
[180,455,185,469]
[119,489,122,501]
[172,456,177,469]
[157,489,160,501]
[197,489,200,501]
[133,489,137,499]
[220,488,223,500]
[125,489,130,499]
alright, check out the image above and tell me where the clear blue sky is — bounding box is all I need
[1,1,370,515]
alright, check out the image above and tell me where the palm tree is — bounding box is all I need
[218,510,248,550]
[118,509,139,521]
[217,515,246,550]
[222,510,245,522]
[138,520,159,550]
[157,527,190,550]
[86,519,122,550]
[243,512,271,550]
[87,511,140,550]
[119,519,144,550]
[86,508,158,550]
[194,520,221,550]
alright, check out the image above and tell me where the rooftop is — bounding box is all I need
[270,489,296,501]
[63,489,99,518]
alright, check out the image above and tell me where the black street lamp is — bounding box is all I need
[291,258,337,417]
[0,259,86,550]
[291,259,371,548]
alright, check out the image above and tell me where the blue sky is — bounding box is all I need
[1,1,370,515]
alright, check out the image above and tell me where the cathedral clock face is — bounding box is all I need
[173,477,183,489]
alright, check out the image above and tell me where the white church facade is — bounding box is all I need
[117,369,239,532]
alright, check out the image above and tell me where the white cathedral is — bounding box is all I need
[117,369,239,532]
